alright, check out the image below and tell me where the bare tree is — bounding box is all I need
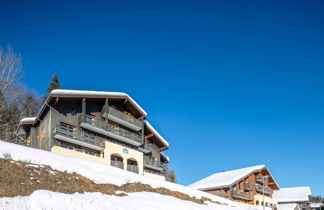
[0,45,23,93]
[0,45,40,142]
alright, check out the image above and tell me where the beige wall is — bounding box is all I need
[254,194,278,206]
[104,141,144,175]
[143,171,166,181]
[51,141,144,175]
[51,146,106,164]
[51,141,167,181]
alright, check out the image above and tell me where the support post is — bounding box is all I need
[82,98,86,122]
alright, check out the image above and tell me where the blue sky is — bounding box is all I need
[1,0,323,195]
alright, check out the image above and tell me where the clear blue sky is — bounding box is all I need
[1,0,323,195]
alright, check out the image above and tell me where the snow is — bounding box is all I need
[273,187,312,203]
[20,117,36,124]
[189,165,267,190]
[277,203,300,210]
[0,140,242,208]
[50,89,147,116]
[0,190,243,210]
[310,203,323,208]
[144,121,169,147]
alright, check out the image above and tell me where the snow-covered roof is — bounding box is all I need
[310,203,323,208]
[50,89,147,116]
[161,151,170,162]
[20,117,36,124]
[145,121,169,148]
[189,165,276,190]
[277,203,300,210]
[273,187,312,203]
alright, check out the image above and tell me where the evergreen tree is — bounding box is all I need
[47,74,61,93]
[43,74,61,102]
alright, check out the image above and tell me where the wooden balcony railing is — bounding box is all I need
[244,183,254,191]
[53,124,105,150]
[80,115,143,146]
[106,106,143,131]
[144,158,165,173]
[255,185,273,194]
[231,191,254,201]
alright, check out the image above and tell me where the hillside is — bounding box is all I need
[0,141,245,210]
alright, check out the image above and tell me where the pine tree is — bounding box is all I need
[43,74,61,102]
[47,74,61,93]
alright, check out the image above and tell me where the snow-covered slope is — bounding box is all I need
[0,190,241,210]
[0,141,244,210]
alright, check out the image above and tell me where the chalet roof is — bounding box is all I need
[20,117,37,124]
[188,165,279,190]
[144,120,169,148]
[273,187,312,203]
[50,89,147,116]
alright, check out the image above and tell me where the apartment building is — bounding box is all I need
[16,89,169,181]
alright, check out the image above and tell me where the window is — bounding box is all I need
[68,146,74,150]
[60,144,68,149]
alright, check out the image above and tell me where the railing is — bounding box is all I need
[107,106,143,128]
[144,158,164,170]
[111,160,124,169]
[80,115,143,144]
[231,191,253,200]
[244,183,254,191]
[139,143,152,153]
[127,165,139,174]
[53,124,105,149]
[255,185,273,194]
[256,176,266,184]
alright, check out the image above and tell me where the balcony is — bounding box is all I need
[256,185,273,195]
[244,183,254,191]
[138,143,152,153]
[111,160,124,169]
[80,115,143,147]
[144,158,164,172]
[53,125,105,151]
[256,177,266,184]
[103,106,143,131]
[127,165,139,174]
[231,191,253,201]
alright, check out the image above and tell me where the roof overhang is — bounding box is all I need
[145,121,169,150]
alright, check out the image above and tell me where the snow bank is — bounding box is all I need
[0,190,241,210]
[0,141,241,208]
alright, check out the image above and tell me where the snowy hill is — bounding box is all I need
[0,141,245,210]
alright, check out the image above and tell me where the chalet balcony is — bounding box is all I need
[256,185,273,195]
[79,115,143,147]
[244,183,254,191]
[111,160,124,169]
[231,191,253,201]
[256,177,266,184]
[53,125,105,151]
[103,106,143,131]
[144,158,164,172]
[127,165,139,174]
